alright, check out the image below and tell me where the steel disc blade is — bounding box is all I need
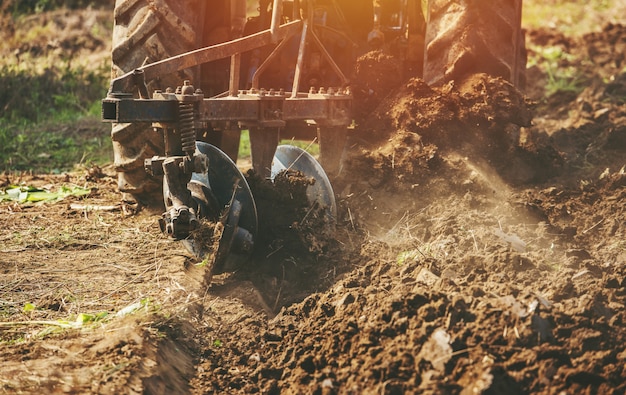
[183,142,258,273]
[271,144,337,222]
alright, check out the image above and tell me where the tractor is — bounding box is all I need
[103,0,525,273]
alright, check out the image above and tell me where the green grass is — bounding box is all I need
[237,130,321,161]
[280,137,321,157]
[0,110,112,174]
[0,1,113,173]
[0,118,112,173]
[0,61,112,172]
[0,63,108,123]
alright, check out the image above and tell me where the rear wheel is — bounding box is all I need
[423,0,526,89]
[111,123,164,207]
[111,0,202,205]
[110,0,233,206]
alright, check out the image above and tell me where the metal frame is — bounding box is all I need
[102,0,352,246]
[103,0,352,128]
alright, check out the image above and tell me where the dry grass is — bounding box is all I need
[523,0,626,35]
[0,169,205,343]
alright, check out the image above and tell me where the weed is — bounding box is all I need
[396,249,421,265]
[239,130,251,159]
[22,303,37,313]
[527,44,586,97]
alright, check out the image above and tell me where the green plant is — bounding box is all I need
[1,184,91,203]
[0,119,112,172]
[0,63,108,123]
[0,309,110,343]
[0,57,111,172]
[527,44,585,97]
[239,129,251,159]
[396,249,421,265]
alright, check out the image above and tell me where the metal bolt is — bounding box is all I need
[181,80,195,95]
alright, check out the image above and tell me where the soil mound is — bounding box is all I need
[188,26,626,393]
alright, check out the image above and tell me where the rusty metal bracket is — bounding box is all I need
[103,86,351,128]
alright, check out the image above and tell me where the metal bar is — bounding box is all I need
[229,54,241,96]
[102,99,178,123]
[291,20,309,98]
[270,0,283,43]
[108,20,303,95]
[104,92,352,125]
[203,97,262,122]
[308,28,349,86]
[512,0,523,86]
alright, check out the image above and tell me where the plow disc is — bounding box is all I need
[271,145,337,224]
[176,143,336,274]
[172,142,258,274]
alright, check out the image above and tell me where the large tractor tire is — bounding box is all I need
[423,0,526,90]
[111,0,204,206]
[110,0,235,206]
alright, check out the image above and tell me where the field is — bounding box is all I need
[1,1,625,394]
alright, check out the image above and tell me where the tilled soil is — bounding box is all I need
[1,11,626,395]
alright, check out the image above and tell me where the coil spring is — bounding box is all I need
[179,102,195,156]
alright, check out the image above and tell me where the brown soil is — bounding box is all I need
[1,7,626,395]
